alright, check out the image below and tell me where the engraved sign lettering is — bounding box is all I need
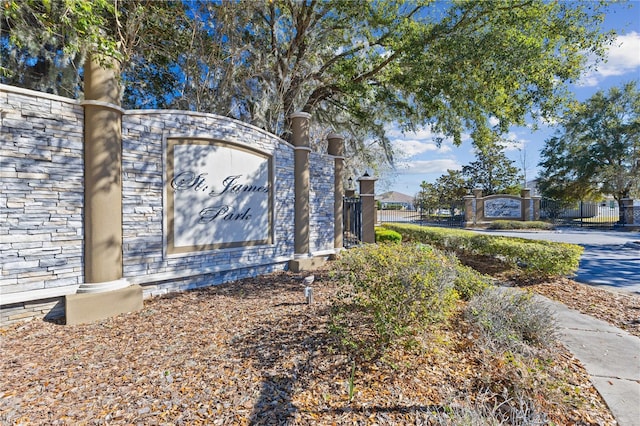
[485,198,521,218]
[166,139,273,253]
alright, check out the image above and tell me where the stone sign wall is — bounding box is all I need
[484,197,522,218]
[309,151,335,254]
[1,84,337,324]
[119,110,303,299]
[1,86,85,322]
[463,189,540,226]
[621,199,640,226]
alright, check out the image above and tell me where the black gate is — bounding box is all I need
[343,197,362,248]
[540,199,621,228]
[377,201,465,228]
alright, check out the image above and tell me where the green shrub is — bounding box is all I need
[465,288,558,356]
[468,236,583,276]
[329,243,461,360]
[375,227,402,243]
[488,220,554,230]
[454,262,492,301]
[380,223,583,277]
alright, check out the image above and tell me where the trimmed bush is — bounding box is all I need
[454,262,492,301]
[375,227,402,243]
[488,220,554,230]
[329,243,491,360]
[330,243,464,360]
[381,223,583,277]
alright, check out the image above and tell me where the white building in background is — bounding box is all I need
[376,191,415,210]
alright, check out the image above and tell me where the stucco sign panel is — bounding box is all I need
[166,138,273,254]
[484,197,521,218]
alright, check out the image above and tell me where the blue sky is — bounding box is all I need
[382,1,640,196]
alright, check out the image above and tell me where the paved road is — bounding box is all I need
[474,228,640,295]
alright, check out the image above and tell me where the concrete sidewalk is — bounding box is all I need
[542,297,640,426]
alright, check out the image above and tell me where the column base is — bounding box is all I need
[65,284,143,325]
[77,278,130,293]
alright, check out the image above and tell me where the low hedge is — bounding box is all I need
[487,220,554,230]
[380,223,583,277]
[375,227,402,243]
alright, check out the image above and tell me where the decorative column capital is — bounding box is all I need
[358,173,377,197]
[289,111,312,120]
[327,133,345,158]
[80,100,125,115]
[289,112,311,149]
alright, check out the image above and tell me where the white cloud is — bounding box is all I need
[397,159,462,175]
[394,139,452,157]
[388,126,461,159]
[386,127,434,140]
[580,31,640,87]
[501,132,526,152]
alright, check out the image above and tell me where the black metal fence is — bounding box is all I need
[627,206,640,225]
[346,197,630,247]
[343,197,362,247]
[540,199,622,228]
[377,202,465,228]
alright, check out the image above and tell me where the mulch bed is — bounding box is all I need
[1,270,618,425]
[524,278,640,338]
[459,253,640,338]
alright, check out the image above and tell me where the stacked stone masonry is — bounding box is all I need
[120,110,304,297]
[1,87,85,306]
[1,85,336,324]
[309,152,335,254]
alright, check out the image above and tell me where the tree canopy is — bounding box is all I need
[462,141,522,195]
[416,169,469,214]
[2,0,615,173]
[538,81,640,207]
[1,0,183,98]
[415,140,522,214]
